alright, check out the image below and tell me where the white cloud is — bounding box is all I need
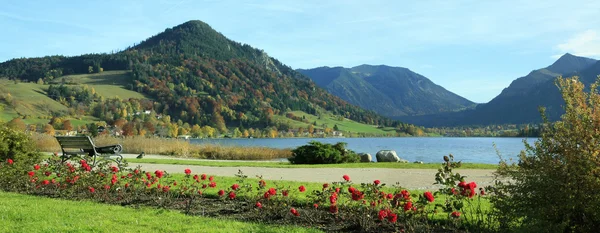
[555,29,600,58]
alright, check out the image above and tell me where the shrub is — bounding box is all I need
[289,141,360,164]
[0,124,43,167]
[492,77,600,232]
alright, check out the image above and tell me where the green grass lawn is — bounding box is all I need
[129,158,498,169]
[0,79,69,117]
[54,71,146,99]
[0,191,322,233]
[272,110,396,135]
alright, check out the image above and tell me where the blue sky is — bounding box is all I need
[1,0,600,103]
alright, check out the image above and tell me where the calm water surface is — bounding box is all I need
[190,137,537,164]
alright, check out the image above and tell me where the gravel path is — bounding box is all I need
[127,162,496,190]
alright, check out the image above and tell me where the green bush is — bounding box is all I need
[492,77,600,232]
[0,124,43,167]
[289,141,360,164]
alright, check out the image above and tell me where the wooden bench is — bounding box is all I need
[55,136,123,166]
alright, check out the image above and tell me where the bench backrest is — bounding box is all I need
[55,136,96,150]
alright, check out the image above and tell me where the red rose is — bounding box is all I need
[28,171,35,178]
[184,168,192,175]
[388,212,398,223]
[173,181,177,186]
[298,185,306,192]
[104,185,110,190]
[193,174,199,180]
[322,183,329,189]
[259,180,266,187]
[154,170,164,178]
[403,201,413,211]
[282,190,289,197]
[313,203,319,208]
[458,181,466,188]
[44,171,52,177]
[197,190,203,195]
[34,164,40,170]
[387,193,393,199]
[125,183,130,188]
[88,186,95,193]
[255,202,262,208]
[480,189,485,196]
[200,174,207,180]
[263,192,271,199]
[401,190,410,199]
[209,182,217,188]
[342,174,350,181]
[351,190,364,201]
[374,180,381,185]
[348,186,356,193]
[329,205,338,213]
[268,188,277,195]
[378,210,388,220]
[111,166,119,173]
[231,183,240,190]
[335,188,341,193]
[202,184,208,189]
[41,180,50,185]
[424,191,434,202]
[329,194,337,204]
[209,176,214,181]
[218,190,225,196]
[228,191,236,199]
[451,211,461,218]
[162,185,170,192]
[7,159,14,165]
[290,208,299,216]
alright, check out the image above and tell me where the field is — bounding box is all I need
[273,110,397,135]
[0,192,320,233]
[0,71,144,126]
[52,71,146,99]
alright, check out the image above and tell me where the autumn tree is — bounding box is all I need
[7,117,26,131]
[63,120,73,131]
[44,124,55,136]
[493,77,600,232]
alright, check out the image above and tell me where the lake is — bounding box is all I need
[190,137,537,164]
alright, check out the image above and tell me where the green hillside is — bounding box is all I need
[273,110,397,135]
[51,71,146,99]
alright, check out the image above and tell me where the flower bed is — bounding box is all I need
[0,153,490,232]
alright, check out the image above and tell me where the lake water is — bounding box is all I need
[190,137,538,164]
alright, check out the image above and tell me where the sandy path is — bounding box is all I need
[127,162,495,190]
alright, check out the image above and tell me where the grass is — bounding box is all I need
[52,71,146,99]
[0,191,321,233]
[129,158,498,169]
[0,79,69,117]
[273,110,397,135]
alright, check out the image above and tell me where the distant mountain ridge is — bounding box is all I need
[398,53,599,127]
[298,65,475,117]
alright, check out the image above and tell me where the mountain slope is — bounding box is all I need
[298,65,475,117]
[0,20,411,134]
[399,53,599,127]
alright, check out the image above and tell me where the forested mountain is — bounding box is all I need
[0,20,413,134]
[298,65,475,117]
[399,53,599,127]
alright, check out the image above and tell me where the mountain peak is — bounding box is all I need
[547,53,597,74]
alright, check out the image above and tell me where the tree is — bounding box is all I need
[122,122,135,136]
[201,125,215,138]
[308,125,315,134]
[7,117,26,131]
[88,123,98,137]
[211,113,227,133]
[333,124,339,131]
[63,120,73,131]
[493,77,600,232]
[43,124,55,136]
